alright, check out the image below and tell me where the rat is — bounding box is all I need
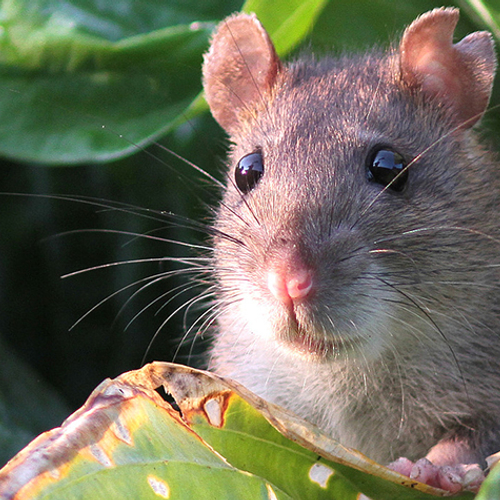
[201,7,500,493]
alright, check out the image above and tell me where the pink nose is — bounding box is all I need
[267,268,313,305]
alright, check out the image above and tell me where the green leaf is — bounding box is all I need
[159,363,473,500]
[475,456,500,500]
[242,0,329,55]
[0,0,329,164]
[0,16,213,164]
[0,363,476,499]
[0,366,292,499]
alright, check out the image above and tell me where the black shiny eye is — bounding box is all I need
[235,152,264,194]
[367,148,408,192]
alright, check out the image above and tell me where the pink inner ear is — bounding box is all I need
[202,13,281,135]
[411,39,469,121]
[412,44,460,97]
[400,8,496,129]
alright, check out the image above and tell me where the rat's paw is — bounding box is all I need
[388,457,485,493]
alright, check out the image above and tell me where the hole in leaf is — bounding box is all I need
[155,386,182,415]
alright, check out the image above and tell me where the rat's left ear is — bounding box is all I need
[202,13,282,135]
[399,7,497,129]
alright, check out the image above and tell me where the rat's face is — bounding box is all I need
[211,54,461,361]
[204,11,498,365]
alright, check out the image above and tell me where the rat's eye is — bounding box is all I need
[235,152,264,194]
[367,148,408,192]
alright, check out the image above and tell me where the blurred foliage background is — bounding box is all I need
[0,0,498,466]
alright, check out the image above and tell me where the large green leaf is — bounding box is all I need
[0,363,476,499]
[0,25,212,164]
[242,0,329,54]
[0,365,292,499]
[0,0,217,164]
[0,0,329,164]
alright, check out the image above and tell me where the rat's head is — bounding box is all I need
[202,9,498,362]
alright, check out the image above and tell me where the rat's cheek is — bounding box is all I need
[232,289,284,343]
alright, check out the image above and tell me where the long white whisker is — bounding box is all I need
[124,278,207,332]
[141,288,215,365]
[61,256,208,279]
[68,267,199,331]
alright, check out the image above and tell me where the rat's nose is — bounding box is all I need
[267,268,313,306]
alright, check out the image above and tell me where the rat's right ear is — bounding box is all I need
[202,13,282,135]
[399,8,497,129]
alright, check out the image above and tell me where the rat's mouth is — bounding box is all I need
[272,297,365,359]
[288,332,338,358]
[281,324,361,360]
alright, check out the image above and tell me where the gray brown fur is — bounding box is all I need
[203,8,500,466]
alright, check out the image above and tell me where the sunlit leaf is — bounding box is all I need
[0,363,476,499]
[242,0,329,54]
[0,366,291,499]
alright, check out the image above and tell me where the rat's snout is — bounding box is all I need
[265,239,315,307]
[267,267,314,305]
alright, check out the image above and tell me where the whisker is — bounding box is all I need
[173,294,220,363]
[124,278,207,333]
[141,288,215,365]
[156,277,211,318]
[67,266,199,331]
[154,143,225,189]
[61,254,209,279]
[374,225,500,246]
[373,275,470,403]
[61,257,209,279]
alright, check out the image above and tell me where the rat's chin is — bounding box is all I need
[278,326,363,361]
[241,296,381,360]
